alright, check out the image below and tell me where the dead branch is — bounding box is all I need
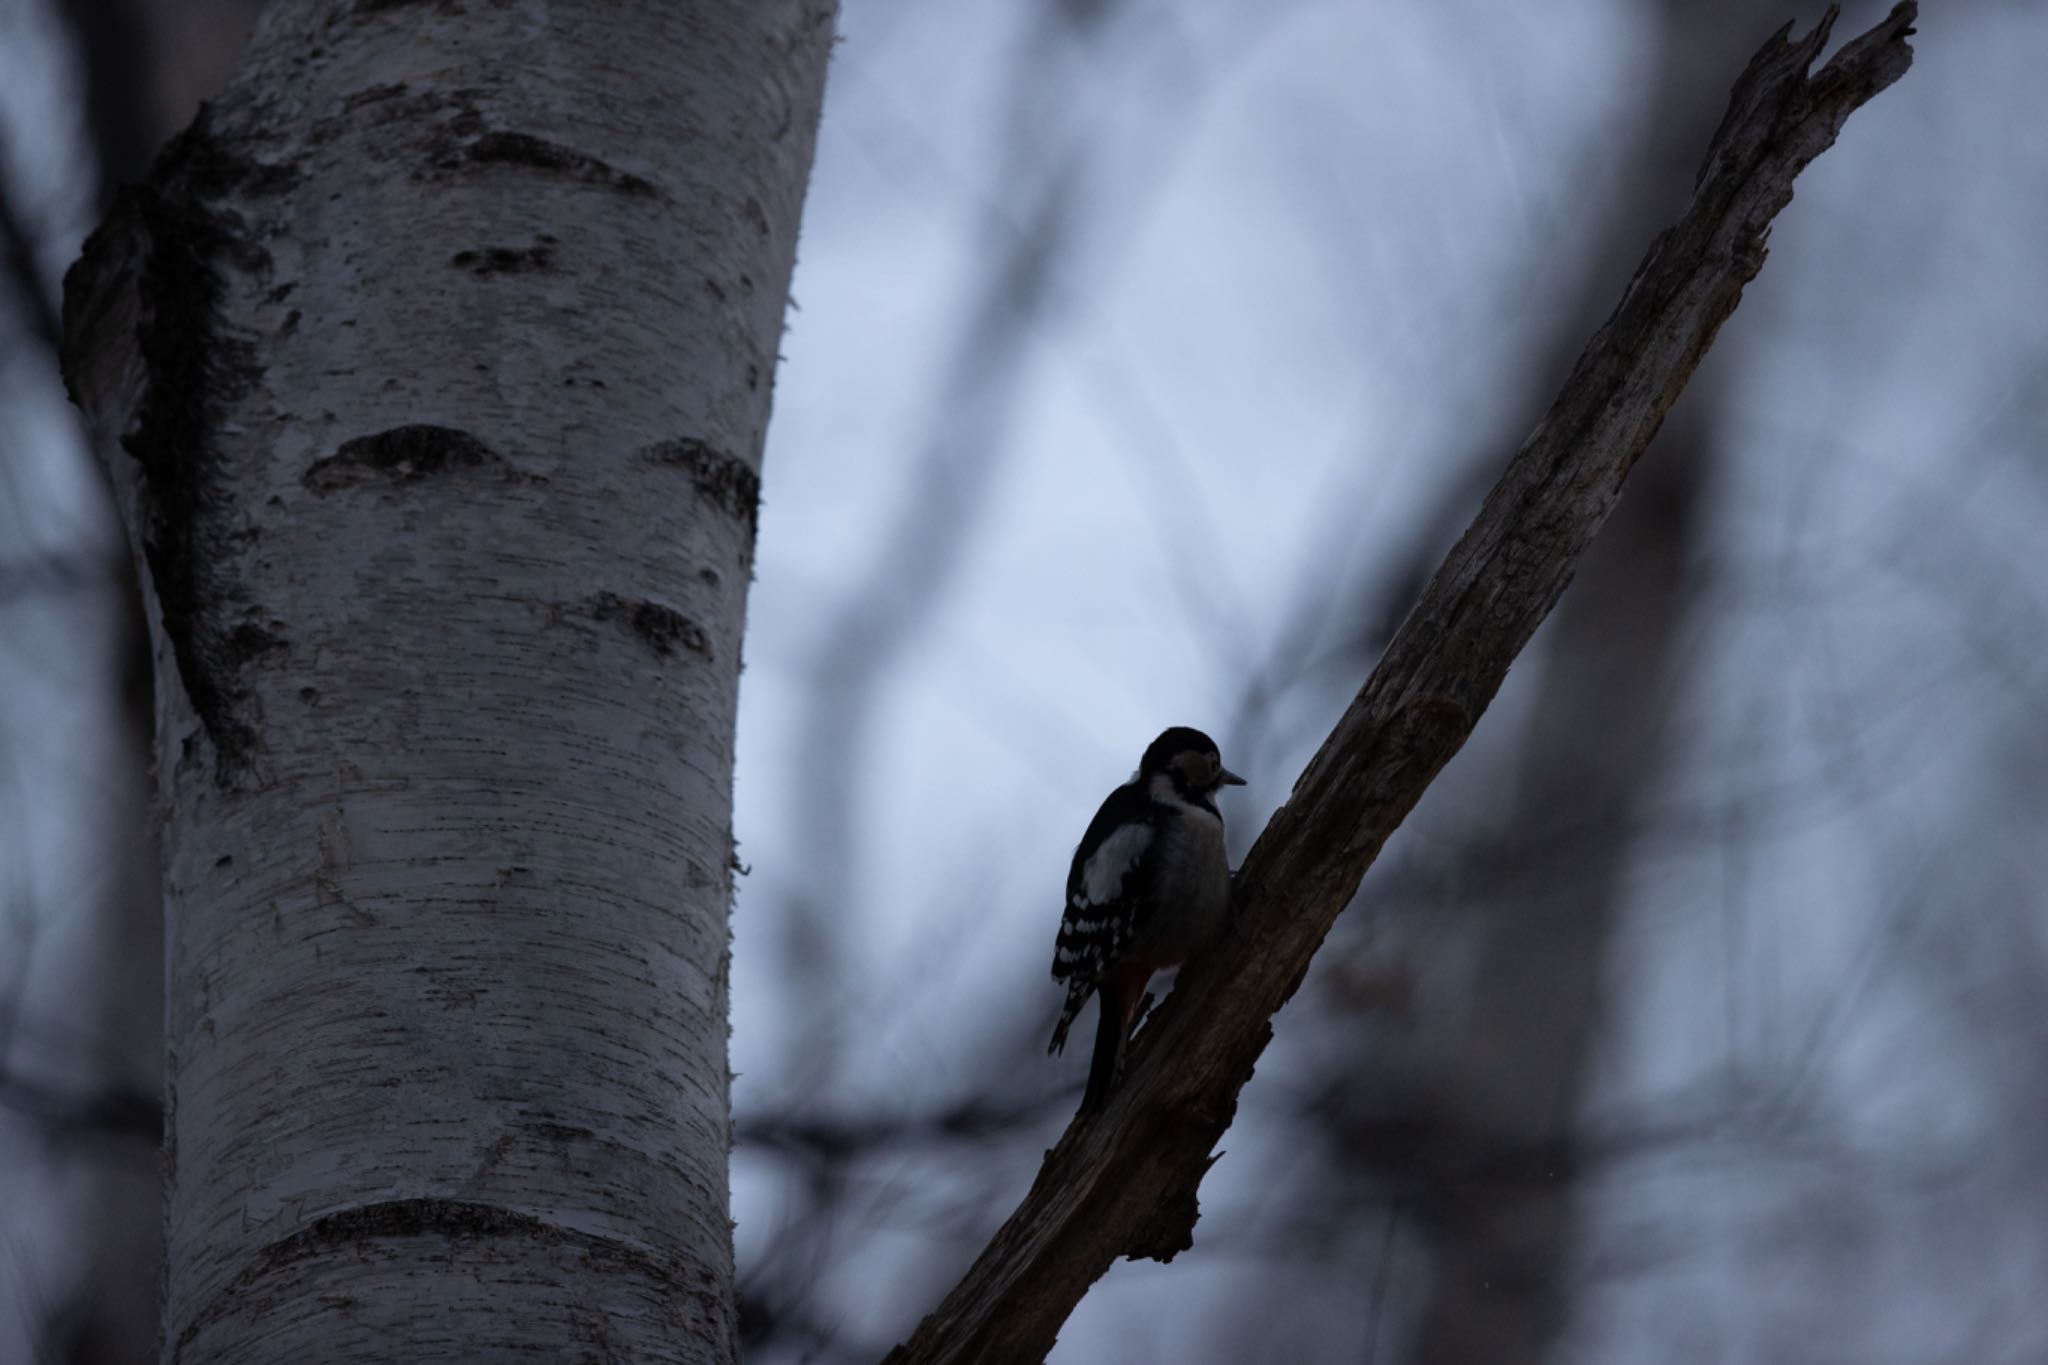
[881,6,1916,1362]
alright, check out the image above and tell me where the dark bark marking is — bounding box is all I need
[464,131,657,197]
[64,106,297,790]
[523,1121,597,1144]
[351,0,454,14]
[587,592,712,661]
[321,88,656,200]
[413,963,483,1010]
[315,84,478,145]
[298,1196,637,1258]
[171,1197,684,1363]
[450,236,559,276]
[224,619,289,665]
[303,424,510,493]
[638,439,760,539]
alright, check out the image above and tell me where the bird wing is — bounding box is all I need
[1052,782,1156,986]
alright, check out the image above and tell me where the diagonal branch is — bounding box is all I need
[881,6,1917,1363]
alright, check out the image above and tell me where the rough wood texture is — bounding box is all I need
[61,2,834,1361]
[882,7,1916,1363]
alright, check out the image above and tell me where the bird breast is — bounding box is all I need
[1138,809,1231,965]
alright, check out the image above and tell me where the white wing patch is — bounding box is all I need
[1077,824,1152,906]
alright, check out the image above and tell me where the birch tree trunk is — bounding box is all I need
[59,3,834,1360]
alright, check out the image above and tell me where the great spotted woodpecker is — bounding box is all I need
[1049,726,1245,1112]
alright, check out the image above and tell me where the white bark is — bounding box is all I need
[60,2,834,1361]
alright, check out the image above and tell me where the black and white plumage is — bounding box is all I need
[1050,726,1245,1112]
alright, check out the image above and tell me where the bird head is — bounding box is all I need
[1138,726,1246,799]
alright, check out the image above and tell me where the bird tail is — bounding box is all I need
[1080,974,1132,1113]
[1048,979,1090,1055]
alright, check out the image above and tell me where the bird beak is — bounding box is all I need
[1219,767,1247,787]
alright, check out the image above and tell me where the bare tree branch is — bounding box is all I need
[0,1069,157,1144]
[0,185,61,351]
[881,7,1917,1362]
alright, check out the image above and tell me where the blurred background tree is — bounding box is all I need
[3,1,2042,1363]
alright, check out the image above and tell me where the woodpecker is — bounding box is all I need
[1049,726,1245,1112]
